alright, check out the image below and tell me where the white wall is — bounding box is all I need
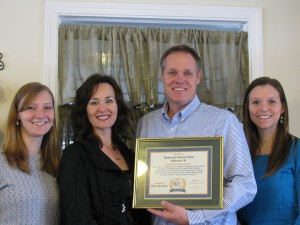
[0,0,300,138]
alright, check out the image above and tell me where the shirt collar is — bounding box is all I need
[162,95,201,122]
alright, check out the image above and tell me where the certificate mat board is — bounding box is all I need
[133,137,223,209]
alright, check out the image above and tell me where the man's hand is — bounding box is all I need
[147,201,189,225]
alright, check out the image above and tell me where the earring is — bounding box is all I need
[16,120,19,126]
[279,115,284,124]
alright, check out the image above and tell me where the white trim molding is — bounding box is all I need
[44,1,263,97]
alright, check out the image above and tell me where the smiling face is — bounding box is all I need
[18,90,54,140]
[86,83,118,135]
[161,52,201,113]
[248,84,284,135]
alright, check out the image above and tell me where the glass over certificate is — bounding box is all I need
[133,137,223,209]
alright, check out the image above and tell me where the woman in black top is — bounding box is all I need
[58,74,150,225]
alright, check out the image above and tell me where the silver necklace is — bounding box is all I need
[103,143,120,160]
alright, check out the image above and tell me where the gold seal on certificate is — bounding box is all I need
[170,178,186,193]
[133,137,223,209]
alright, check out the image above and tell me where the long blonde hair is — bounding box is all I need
[3,82,61,176]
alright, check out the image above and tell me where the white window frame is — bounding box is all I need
[44,1,263,98]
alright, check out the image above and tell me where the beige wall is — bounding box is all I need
[0,0,300,140]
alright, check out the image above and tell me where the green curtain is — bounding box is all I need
[58,25,249,149]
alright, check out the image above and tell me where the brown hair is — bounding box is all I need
[72,74,132,147]
[160,44,202,73]
[3,82,61,176]
[242,76,297,176]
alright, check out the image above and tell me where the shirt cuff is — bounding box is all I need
[186,209,205,225]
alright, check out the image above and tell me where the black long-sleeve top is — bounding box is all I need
[57,138,150,225]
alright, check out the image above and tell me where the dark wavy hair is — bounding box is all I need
[72,73,131,147]
[242,76,298,176]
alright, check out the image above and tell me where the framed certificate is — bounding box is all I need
[133,137,223,209]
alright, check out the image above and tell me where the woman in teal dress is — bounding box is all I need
[238,77,300,225]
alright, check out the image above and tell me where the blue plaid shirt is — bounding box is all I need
[136,95,257,225]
